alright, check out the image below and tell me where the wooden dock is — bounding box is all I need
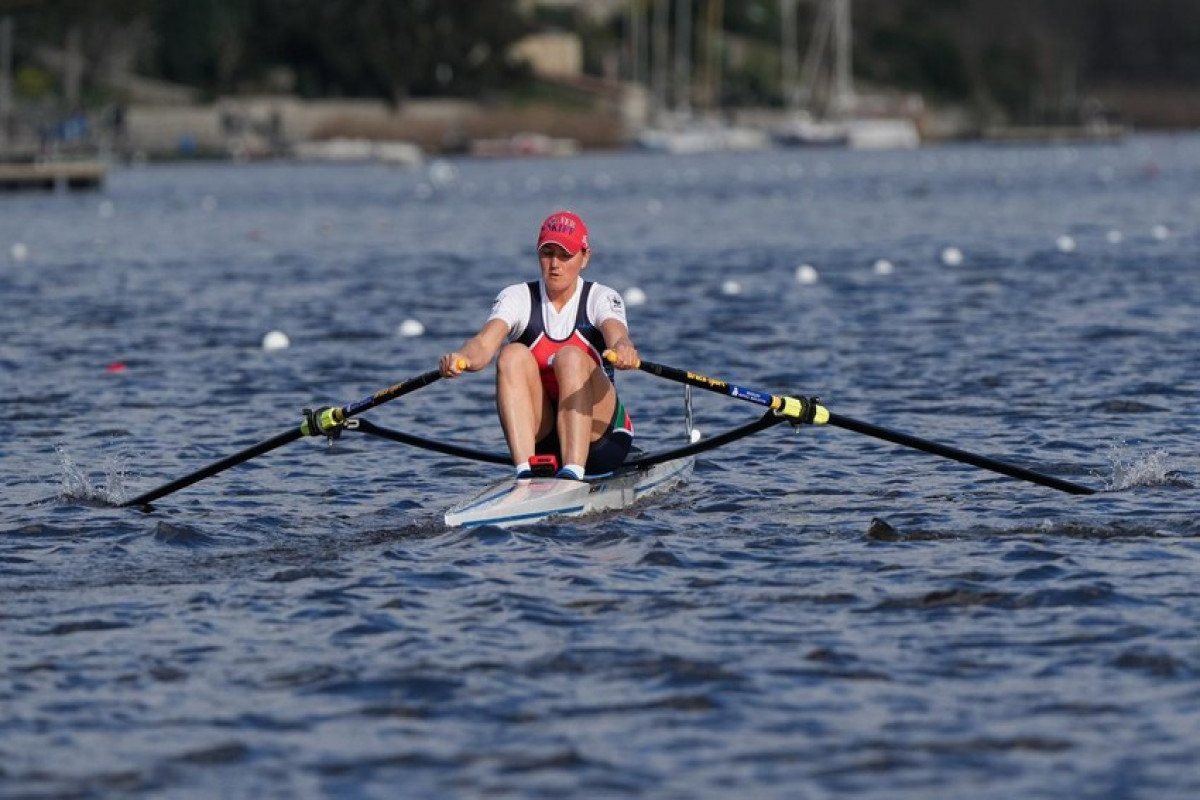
[0,160,107,191]
[982,124,1128,145]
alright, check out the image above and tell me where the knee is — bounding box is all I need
[551,346,593,377]
[496,343,535,374]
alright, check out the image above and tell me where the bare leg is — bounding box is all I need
[495,344,553,465]
[551,347,617,468]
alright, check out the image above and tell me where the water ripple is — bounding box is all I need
[5,139,1200,798]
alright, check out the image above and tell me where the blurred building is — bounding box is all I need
[511,32,583,79]
[519,0,626,22]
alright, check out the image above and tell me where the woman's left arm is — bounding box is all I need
[600,318,639,370]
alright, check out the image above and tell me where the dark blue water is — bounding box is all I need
[3,135,1199,799]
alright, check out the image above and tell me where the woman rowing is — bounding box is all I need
[439,211,639,481]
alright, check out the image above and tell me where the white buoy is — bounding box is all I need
[262,331,290,351]
[1151,224,1170,240]
[1106,230,1124,244]
[11,242,28,262]
[689,427,703,443]
[397,319,426,337]
[721,280,743,296]
[1056,235,1077,253]
[873,259,895,275]
[98,199,115,219]
[940,247,963,266]
[795,264,819,284]
[427,160,456,186]
[623,286,647,306]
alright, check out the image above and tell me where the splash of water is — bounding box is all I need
[1104,444,1174,491]
[55,446,128,506]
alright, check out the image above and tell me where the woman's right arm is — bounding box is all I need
[440,318,510,377]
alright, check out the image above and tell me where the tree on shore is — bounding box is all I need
[4,0,1199,125]
[150,0,531,104]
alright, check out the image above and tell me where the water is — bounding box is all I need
[3,135,1200,798]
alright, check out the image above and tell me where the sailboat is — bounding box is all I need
[775,0,920,150]
[633,0,770,154]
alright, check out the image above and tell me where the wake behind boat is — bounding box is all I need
[445,456,694,528]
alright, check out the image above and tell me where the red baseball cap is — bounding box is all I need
[537,211,589,255]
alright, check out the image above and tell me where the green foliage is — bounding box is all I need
[146,0,531,102]
[725,0,779,40]
[869,25,969,99]
[4,0,1200,119]
[980,44,1035,120]
[14,64,53,98]
[722,37,782,108]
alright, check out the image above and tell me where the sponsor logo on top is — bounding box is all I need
[545,216,577,234]
[689,372,728,390]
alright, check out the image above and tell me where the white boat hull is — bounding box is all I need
[444,457,694,529]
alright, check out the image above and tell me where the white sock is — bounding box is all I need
[560,463,585,480]
[514,461,531,477]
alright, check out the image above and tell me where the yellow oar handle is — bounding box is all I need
[603,350,640,368]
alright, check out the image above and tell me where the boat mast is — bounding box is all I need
[674,0,692,114]
[0,16,12,148]
[832,0,856,115]
[792,0,855,119]
[652,0,670,122]
[796,0,829,114]
[699,0,722,111]
[780,0,799,112]
[628,0,641,85]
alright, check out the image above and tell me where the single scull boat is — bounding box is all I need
[120,358,1097,517]
[444,455,694,528]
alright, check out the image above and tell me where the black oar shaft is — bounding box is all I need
[123,428,303,508]
[352,419,510,465]
[633,358,1096,496]
[637,360,784,412]
[625,412,786,469]
[826,413,1095,495]
[123,368,446,508]
[339,368,444,419]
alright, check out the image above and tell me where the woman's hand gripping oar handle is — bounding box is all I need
[123,364,460,509]
[607,352,829,424]
[618,356,1096,496]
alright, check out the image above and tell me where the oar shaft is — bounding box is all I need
[632,357,1095,496]
[124,367,447,508]
[352,419,510,465]
[635,359,811,418]
[123,428,303,507]
[827,413,1096,495]
[339,368,445,419]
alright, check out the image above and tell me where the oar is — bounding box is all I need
[122,366,448,508]
[621,356,1096,496]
